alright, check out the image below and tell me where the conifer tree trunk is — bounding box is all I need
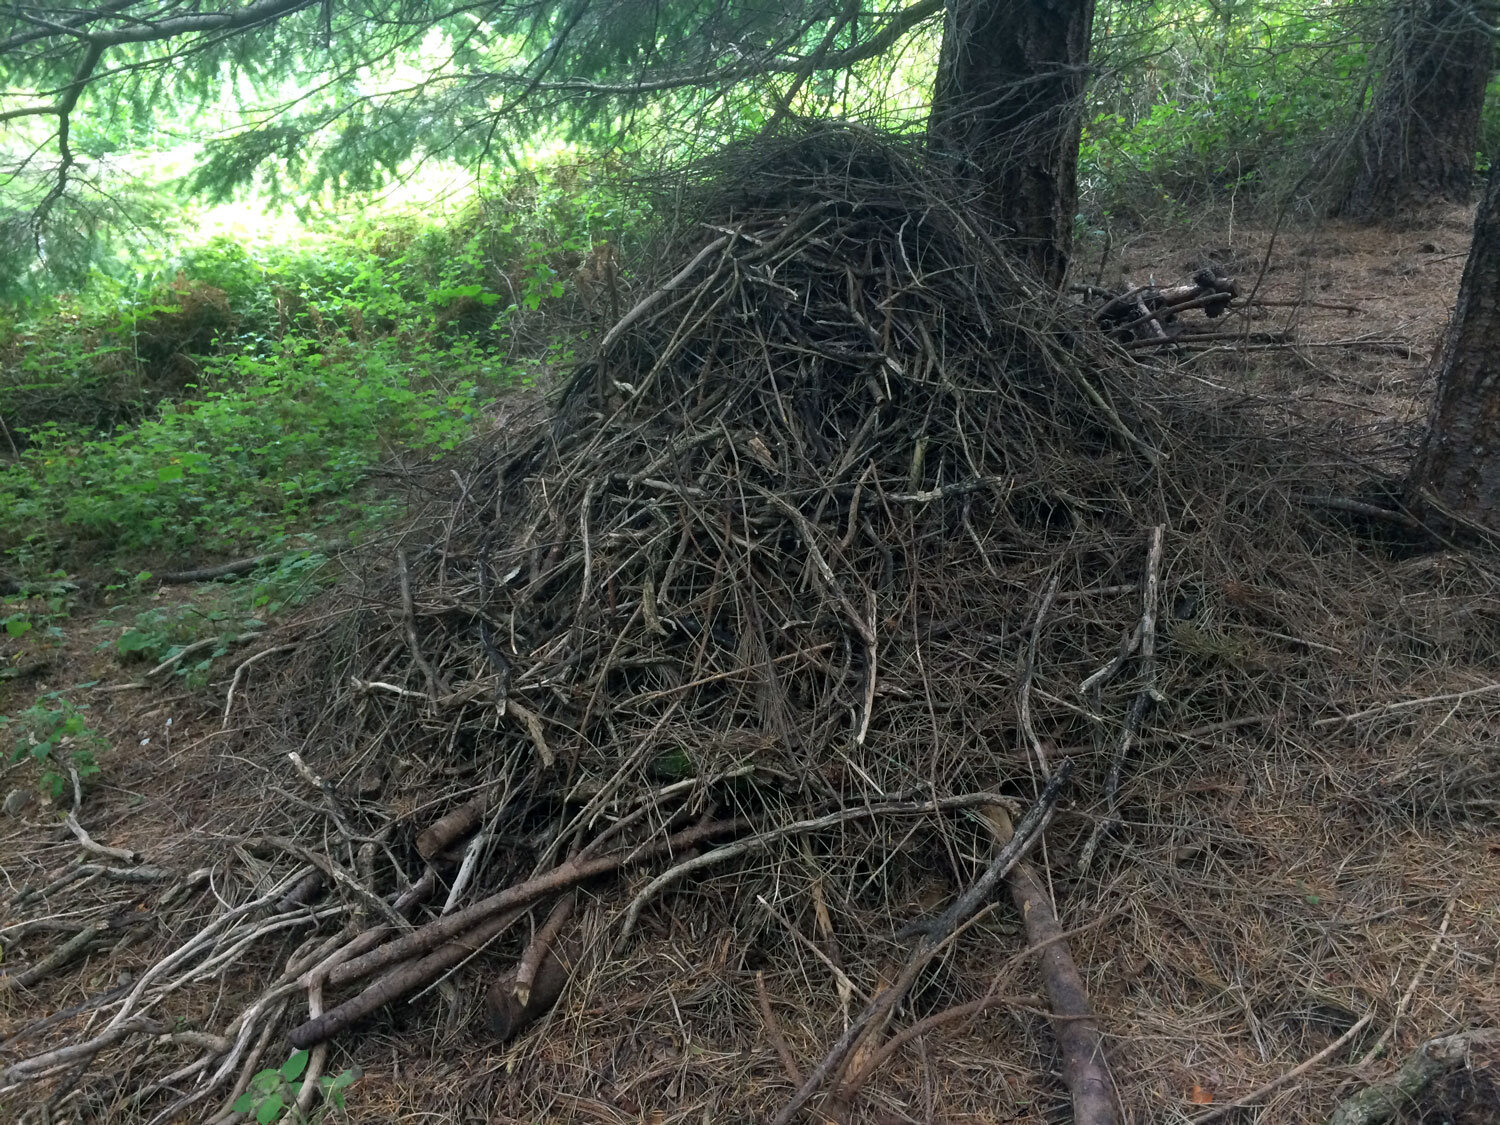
[1338,0,1496,218]
[928,0,1097,288]
[1408,165,1500,526]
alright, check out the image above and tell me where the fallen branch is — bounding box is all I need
[1292,494,1426,534]
[773,765,1072,1125]
[1018,574,1061,777]
[756,894,866,1005]
[1249,299,1363,313]
[1192,1011,1375,1124]
[397,548,448,701]
[291,905,527,1048]
[484,900,581,1043]
[145,631,261,680]
[1002,831,1116,1125]
[295,869,437,991]
[321,817,752,992]
[1080,524,1164,872]
[63,813,140,863]
[1358,897,1456,1067]
[504,698,555,767]
[885,476,1009,503]
[756,971,806,1085]
[293,978,329,1120]
[3,925,106,990]
[349,676,427,700]
[1314,683,1500,728]
[441,821,499,915]
[1328,1028,1500,1125]
[600,236,730,353]
[1079,620,1143,699]
[1146,335,1414,355]
[415,796,493,861]
[2,1015,167,1081]
[839,979,1109,1101]
[222,643,297,729]
[617,790,1025,945]
[156,543,332,585]
[209,996,287,1124]
[512,894,575,1008]
[1110,290,1234,338]
[72,863,171,883]
[769,935,926,1125]
[1124,329,1293,350]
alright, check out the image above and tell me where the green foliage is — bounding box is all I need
[0,179,174,303]
[111,602,253,679]
[0,580,77,684]
[1083,1,1374,218]
[0,340,496,561]
[1,690,105,801]
[244,550,334,617]
[1,580,71,644]
[230,1050,360,1124]
[10,0,1463,285]
[649,748,696,781]
[1479,74,1500,174]
[105,552,328,683]
[0,163,625,570]
[1,1,890,290]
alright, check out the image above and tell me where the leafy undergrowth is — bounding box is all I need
[0,548,331,801]
[0,159,636,576]
[1,161,633,810]
[1,338,496,564]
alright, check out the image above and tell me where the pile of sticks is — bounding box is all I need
[1088,269,1244,349]
[2,127,1273,1125]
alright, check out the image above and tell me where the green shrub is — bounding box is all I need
[104,551,329,683]
[0,336,509,561]
[1478,74,1500,174]
[0,157,633,570]
[1084,1,1371,220]
[2,690,106,801]
[231,1049,360,1123]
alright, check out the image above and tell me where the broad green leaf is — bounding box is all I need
[280,1050,309,1081]
[256,1091,283,1124]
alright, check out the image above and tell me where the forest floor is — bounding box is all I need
[2,204,1497,1125]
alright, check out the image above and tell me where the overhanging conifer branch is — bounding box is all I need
[473,0,941,97]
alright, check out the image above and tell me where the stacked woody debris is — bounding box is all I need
[1092,269,1243,348]
[7,126,1495,1125]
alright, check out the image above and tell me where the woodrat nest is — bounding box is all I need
[8,126,1498,1125]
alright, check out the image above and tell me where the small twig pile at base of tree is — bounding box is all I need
[5,125,1500,1125]
[1082,270,1245,350]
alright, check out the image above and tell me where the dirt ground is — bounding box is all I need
[1105,203,1477,422]
[2,205,1497,1125]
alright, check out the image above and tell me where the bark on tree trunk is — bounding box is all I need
[1338,0,1497,218]
[1408,165,1500,526]
[928,0,1097,289]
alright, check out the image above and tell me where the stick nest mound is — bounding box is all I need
[8,125,1500,1125]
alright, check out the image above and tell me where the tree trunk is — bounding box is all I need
[1338,0,1496,218]
[1408,165,1500,526]
[928,0,1098,289]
